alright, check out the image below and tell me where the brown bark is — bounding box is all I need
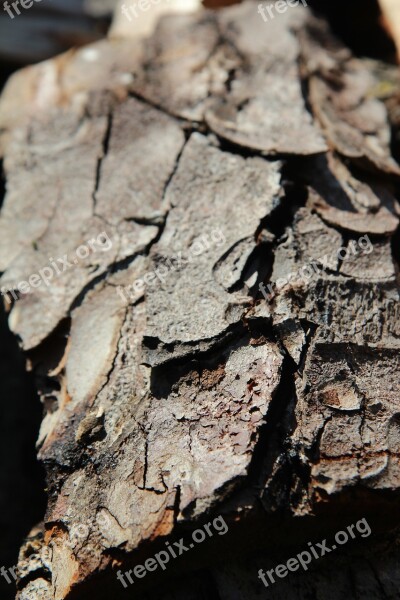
[0,1,399,598]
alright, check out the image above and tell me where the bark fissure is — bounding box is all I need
[0,3,399,599]
[92,111,113,213]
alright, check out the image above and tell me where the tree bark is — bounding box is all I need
[0,1,399,598]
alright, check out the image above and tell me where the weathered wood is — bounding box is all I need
[0,1,399,598]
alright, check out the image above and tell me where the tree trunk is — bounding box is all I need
[0,1,399,598]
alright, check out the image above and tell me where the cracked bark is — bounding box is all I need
[0,1,400,599]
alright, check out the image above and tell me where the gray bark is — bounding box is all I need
[0,1,399,598]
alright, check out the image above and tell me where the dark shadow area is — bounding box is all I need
[0,0,112,66]
[308,0,397,61]
[0,62,19,94]
[205,0,397,62]
[0,303,46,600]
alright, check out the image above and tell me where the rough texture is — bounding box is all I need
[205,3,328,154]
[0,1,399,599]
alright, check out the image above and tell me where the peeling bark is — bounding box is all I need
[0,1,399,599]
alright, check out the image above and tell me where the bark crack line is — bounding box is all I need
[90,306,128,408]
[142,437,149,491]
[98,506,126,533]
[68,133,188,315]
[108,131,190,284]
[245,351,298,504]
[92,110,113,214]
[135,420,167,494]
[128,90,187,123]
[310,413,333,464]
[254,163,309,306]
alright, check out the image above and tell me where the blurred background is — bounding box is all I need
[0,0,397,80]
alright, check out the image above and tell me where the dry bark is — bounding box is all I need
[0,1,400,599]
